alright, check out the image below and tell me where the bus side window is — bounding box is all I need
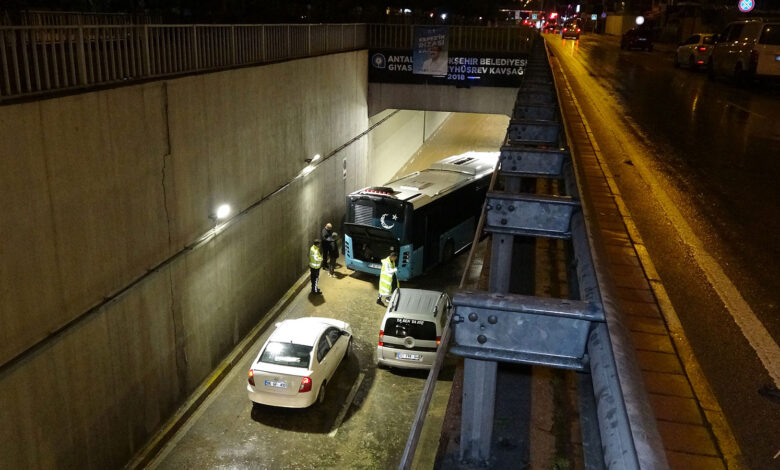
[412,208,427,247]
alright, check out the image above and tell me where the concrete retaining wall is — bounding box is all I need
[368,82,518,117]
[606,15,635,36]
[0,50,447,470]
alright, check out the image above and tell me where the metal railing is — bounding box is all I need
[399,39,669,469]
[0,23,367,101]
[368,24,535,52]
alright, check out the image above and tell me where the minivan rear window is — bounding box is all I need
[702,36,715,45]
[759,25,780,45]
[384,317,437,340]
[260,342,312,368]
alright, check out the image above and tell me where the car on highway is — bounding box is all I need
[674,33,715,69]
[621,28,654,51]
[561,20,582,40]
[708,19,780,84]
[247,317,352,408]
[377,288,451,370]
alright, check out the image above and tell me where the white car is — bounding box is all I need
[709,20,780,83]
[247,317,352,408]
[674,33,715,69]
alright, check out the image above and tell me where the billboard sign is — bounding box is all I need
[412,26,449,76]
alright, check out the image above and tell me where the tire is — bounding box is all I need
[620,41,626,50]
[647,45,653,52]
[673,54,680,68]
[707,59,716,80]
[346,337,353,359]
[442,240,455,263]
[317,381,327,405]
[734,63,746,86]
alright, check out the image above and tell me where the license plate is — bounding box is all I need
[368,263,381,269]
[397,353,422,361]
[264,380,287,388]
[638,38,646,41]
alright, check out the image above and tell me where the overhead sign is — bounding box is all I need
[369,49,527,87]
[738,0,755,12]
[412,26,449,76]
[591,13,597,20]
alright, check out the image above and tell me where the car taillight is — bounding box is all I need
[299,376,312,393]
[697,46,707,52]
[248,369,255,386]
[436,336,441,345]
[378,330,384,347]
[576,28,581,33]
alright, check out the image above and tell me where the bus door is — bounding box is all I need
[423,206,442,269]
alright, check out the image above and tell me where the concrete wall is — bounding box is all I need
[368,83,518,118]
[0,50,446,470]
[606,15,636,36]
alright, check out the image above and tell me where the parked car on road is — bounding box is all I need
[709,20,780,84]
[376,288,450,370]
[561,20,582,40]
[248,317,352,408]
[621,28,654,51]
[674,33,715,69]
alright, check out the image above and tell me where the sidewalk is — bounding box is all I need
[549,47,743,470]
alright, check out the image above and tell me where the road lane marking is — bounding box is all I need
[550,50,746,468]
[550,39,780,389]
[328,371,365,438]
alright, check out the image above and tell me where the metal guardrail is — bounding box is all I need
[368,23,535,52]
[399,37,669,469]
[0,23,367,101]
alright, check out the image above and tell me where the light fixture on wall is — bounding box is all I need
[304,154,321,164]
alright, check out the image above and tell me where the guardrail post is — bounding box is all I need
[76,24,88,85]
[142,24,151,76]
[307,24,311,55]
[260,25,266,62]
[287,25,291,57]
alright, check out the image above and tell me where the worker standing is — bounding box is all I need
[377,251,399,306]
[321,223,335,271]
[309,239,323,294]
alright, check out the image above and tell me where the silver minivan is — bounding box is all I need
[376,288,451,370]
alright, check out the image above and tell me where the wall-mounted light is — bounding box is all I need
[635,15,645,25]
[304,154,321,164]
[440,13,447,20]
[214,204,231,220]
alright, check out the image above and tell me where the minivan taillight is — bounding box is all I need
[436,336,441,345]
[248,369,255,386]
[697,46,707,52]
[299,376,312,393]
[378,330,384,347]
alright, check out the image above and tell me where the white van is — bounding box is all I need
[709,19,780,83]
[376,288,451,370]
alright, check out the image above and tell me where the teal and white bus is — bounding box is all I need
[344,152,497,281]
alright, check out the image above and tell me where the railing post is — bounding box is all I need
[287,25,291,57]
[142,24,151,76]
[76,24,88,85]
[308,24,311,55]
[260,25,266,62]
[192,25,199,70]
[230,25,236,65]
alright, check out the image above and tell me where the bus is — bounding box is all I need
[344,152,497,281]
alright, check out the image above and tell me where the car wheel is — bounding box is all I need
[346,337,353,359]
[707,59,716,80]
[647,45,653,52]
[442,240,455,263]
[673,54,680,67]
[734,63,746,86]
[317,381,327,405]
[620,41,626,50]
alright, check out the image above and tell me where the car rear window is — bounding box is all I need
[759,25,780,45]
[260,342,312,368]
[384,317,437,340]
[702,36,715,45]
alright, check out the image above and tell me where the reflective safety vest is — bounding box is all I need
[309,245,323,269]
[378,256,397,295]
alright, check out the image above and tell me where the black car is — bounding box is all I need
[621,28,654,51]
[561,20,581,40]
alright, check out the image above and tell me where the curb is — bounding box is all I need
[125,271,310,470]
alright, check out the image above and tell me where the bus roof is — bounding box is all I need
[354,152,498,209]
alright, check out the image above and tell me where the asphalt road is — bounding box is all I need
[546,33,780,469]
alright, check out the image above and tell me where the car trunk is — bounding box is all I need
[252,363,310,396]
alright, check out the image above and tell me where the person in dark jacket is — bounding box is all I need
[321,223,338,276]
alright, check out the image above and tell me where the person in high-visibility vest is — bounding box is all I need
[309,239,323,294]
[376,251,399,306]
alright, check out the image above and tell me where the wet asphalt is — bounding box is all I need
[546,33,780,469]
